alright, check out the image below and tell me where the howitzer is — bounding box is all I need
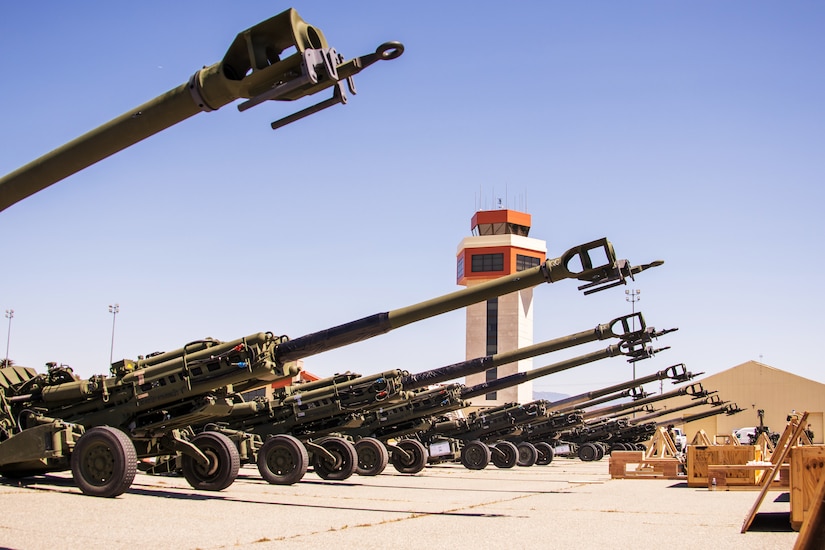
[201,310,661,482]
[580,382,709,421]
[402,311,662,389]
[575,400,735,458]
[630,394,725,425]
[554,385,717,460]
[488,371,699,462]
[381,319,676,471]
[552,363,697,413]
[656,402,744,428]
[184,243,664,482]
[460,340,668,401]
[0,8,404,212]
[505,388,650,461]
[0,238,658,496]
[407,335,668,471]
[208,332,584,484]
[459,366,696,467]
[349,318,674,473]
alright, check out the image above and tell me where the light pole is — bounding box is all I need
[625,289,640,380]
[108,303,119,365]
[4,309,13,365]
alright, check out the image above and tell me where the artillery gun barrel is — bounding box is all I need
[340,334,669,445]
[656,403,743,427]
[564,388,641,411]
[581,382,708,420]
[460,339,665,401]
[551,363,694,412]
[630,395,723,425]
[220,320,623,440]
[401,312,652,390]
[275,239,662,363]
[0,8,404,212]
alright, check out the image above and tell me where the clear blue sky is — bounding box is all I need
[1,2,823,401]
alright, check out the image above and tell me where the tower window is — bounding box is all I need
[471,253,504,272]
[516,254,541,271]
[485,297,498,400]
[486,298,498,355]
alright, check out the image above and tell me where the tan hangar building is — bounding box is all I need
[659,360,824,444]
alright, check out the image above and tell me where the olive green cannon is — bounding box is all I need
[0,8,403,212]
[0,238,657,496]
[204,311,662,483]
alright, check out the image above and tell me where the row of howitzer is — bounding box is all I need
[0,10,740,498]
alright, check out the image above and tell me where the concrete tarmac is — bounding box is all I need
[0,459,800,550]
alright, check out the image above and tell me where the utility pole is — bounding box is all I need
[625,289,640,380]
[108,303,119,365]
[4,309,13,365]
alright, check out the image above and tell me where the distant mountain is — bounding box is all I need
[532,390,569,402]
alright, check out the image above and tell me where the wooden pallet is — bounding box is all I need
[687,444,762,488]
[609,450,682,479]
[707,462,789,491]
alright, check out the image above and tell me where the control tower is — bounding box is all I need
[456,208,547,406]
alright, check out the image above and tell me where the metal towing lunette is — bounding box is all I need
[0,8,403,212]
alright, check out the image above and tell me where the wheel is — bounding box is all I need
[355,438,389,476]
[181,431,240,491]
[491,441,518,468]
[516,442,538,467]
[257,435,308,485]
[389,439,428,474]
[460,440,491,470]
[312,437,357,481]
[534,442,554,465]
[70,426,136,498]
[577,442,599,462]
[594,443,606,461]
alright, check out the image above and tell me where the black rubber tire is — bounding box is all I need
[516,442,538,467]
[70,426,136,498]
[534,442,554,465]
[257,435,308,485]
[181,431,240,491]
[355,438,390,476]
[578,442,599,462]
[312,437,357,481]
[594,443,606,461]
[460,440,491,470]
[491,441,518,468]
[390,439,428,474]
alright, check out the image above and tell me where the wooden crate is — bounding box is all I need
[706,463,788,491]
[790,444,825,531]
[609,450,681,479]
[686,445,762,488]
